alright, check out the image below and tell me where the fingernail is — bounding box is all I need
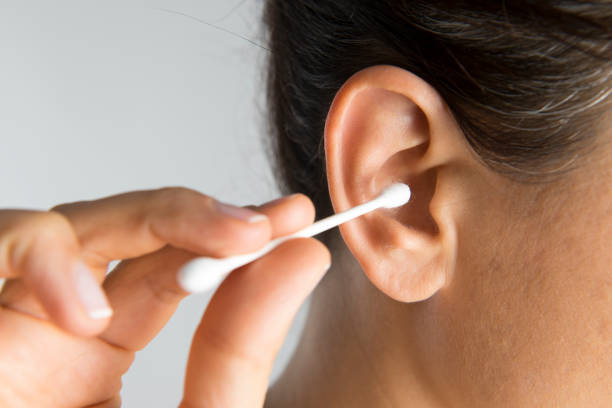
[215,201,268,224]
[324,262,332,272]
[72,261,113,319]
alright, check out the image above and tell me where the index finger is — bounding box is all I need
[98,192,317,351]
[51,187,271,271]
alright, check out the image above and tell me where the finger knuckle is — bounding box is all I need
[155,186,197,202]
[38,212,78,245]
[8,211,74,243]
[143,266,186,305]
[148,187,191,227]
[36,210,72,230]
[1,211,77,275]
[153,186,214,215]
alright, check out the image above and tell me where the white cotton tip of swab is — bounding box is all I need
[378,183,412,208]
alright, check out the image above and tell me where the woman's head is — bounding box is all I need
[265,1,612,211]
[264,1,611,405]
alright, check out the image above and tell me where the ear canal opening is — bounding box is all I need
[402,169,439,237]
[380,166,439,238]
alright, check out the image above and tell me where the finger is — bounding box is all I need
[50,187,271,271]
[97,245,190,351]
[254,193,315,237]
[98,193,316,351]
[0,307,130,407]
[181,238,331,408]
[0,210,112,336]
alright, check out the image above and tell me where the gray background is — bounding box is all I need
[0,1,310,406]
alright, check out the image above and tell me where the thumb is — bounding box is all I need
[181,238,331,408]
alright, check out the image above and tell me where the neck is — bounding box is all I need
[265,239,444,408]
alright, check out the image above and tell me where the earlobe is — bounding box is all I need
[324,65,472,302]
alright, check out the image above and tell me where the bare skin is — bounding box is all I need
[0,64,609,406]
[0,187,330,407]
[266,66,612,407]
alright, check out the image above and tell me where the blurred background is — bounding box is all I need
[0,1,311,406]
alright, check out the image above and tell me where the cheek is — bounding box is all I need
[414,181,612,406]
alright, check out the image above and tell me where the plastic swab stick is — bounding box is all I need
[177,183,411,293]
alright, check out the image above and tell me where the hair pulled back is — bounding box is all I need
[263,1,612,217]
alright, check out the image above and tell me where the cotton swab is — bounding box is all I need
[177,183,411,293]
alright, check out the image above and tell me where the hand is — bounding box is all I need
[0,187,330,407]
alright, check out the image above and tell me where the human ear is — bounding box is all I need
[325,65,478,302]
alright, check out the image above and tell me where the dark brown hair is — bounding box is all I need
[263,1,612,218]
